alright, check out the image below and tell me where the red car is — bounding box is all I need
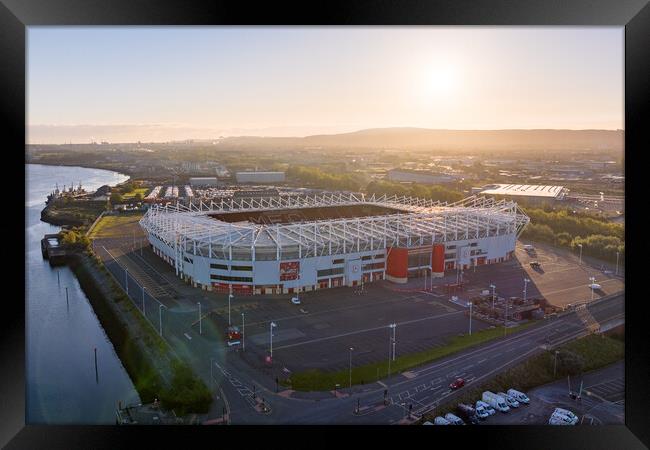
[449,378,465,390]
[226,326,241,340]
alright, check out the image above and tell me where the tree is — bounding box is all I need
[110,192,124,204]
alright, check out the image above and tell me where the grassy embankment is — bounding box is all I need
[41,199,107,227]
[420,332,624,422]
[284,321,537,392]
[66,227,212,415]
[87,213,143,239]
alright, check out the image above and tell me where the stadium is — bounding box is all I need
[139,193,530,295]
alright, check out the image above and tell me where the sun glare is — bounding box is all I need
[423,65,458,98]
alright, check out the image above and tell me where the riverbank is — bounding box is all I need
[66,249,212,416]
[67,251,171,402]
[41,200,107,227]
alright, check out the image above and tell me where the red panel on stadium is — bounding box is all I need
[386,247,408,283]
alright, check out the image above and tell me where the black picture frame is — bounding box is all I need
[2,0,649,448]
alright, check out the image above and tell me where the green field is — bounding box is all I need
[88,213,144,239]
[122,187,149,199]
[284,321,537,391]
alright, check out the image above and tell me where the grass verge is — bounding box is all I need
[284,321,537,391]
[67,251,211,414]
[419,332,624,422]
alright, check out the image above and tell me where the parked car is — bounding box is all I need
[456,403,481,424]
[498,392,520,408]
[226,326,241,340]
[549,412,577,425]
[444,413,465,425]
[588,283,602,290]
[507,389,530,405]
[553,407,579,425]
[291,296,301,305]
[476,400,495,416]
[434,416,451,425]
[449,378,465,390]
[422,421,434,425]
[530,261,541,268]
[482,391,510,413]
[473,403,490,419]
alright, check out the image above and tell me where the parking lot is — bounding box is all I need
[475,361,624,425]
[439,239,624,310]
[91,216,624,380]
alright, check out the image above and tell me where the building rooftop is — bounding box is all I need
[479,184,566,199]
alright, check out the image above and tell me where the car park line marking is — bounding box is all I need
[272,309,464,351]
[243,292,428,328]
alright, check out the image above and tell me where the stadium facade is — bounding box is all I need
[139,193,529,295]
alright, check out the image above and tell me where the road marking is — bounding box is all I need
[184,333,192,340]
[477,358,488,364]
[273,309,464,351]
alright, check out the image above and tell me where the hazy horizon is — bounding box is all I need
[28,27,623,144]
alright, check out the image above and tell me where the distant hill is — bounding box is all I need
[219,128,623,152]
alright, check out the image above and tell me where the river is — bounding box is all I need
[26,164,140,424]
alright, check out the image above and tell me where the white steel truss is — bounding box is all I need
[140,193,529,261]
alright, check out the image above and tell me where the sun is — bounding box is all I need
[426,66,457,96]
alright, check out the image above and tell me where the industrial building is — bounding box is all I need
[472,184,568,204]
[387,169,460,185]
[140,193,529,295]
[189,177,219,187]
[236,171,286,184]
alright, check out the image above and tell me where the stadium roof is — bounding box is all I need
[140,193,529,260]
[478,184,566,199]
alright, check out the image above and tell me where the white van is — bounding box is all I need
[498,392,520,408]
[473,403,490,419]
[507,389,530,405]
[549,412,576,425]
[553,407,578,424]
[476,400,495,416]
[434,416,451,425]
[482,391,510,413]
[444,413,465,425]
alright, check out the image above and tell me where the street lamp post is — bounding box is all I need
[197,302,202,335]
[468,301,473,336]
[159,304,166,337]
[242,312,245,352]
[391,323,397,361]
[615,251,620,276]
[125,268,129,295]
[349,347,354,389]
[387,323,396,378]
[578,244,583,265]
[142,286,146,316]
[270,322,277,358]
[554,350,560,377]
[489,284,496,310]
[523,278,530,302]
[504,297,508,337]
[228,294,233,326]
[210,358,214,391]
[589,277,596,302]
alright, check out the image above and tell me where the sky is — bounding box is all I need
[27,27,624,144]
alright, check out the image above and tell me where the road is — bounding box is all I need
[94,235,624,424]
